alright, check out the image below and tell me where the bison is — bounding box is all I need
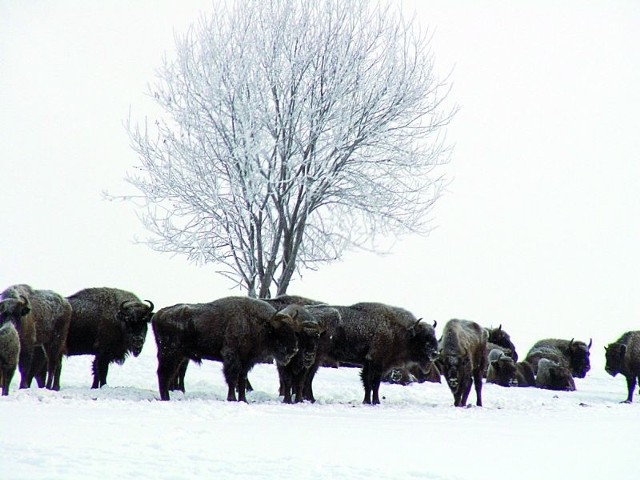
[535,358,576,391]
[486,349,517,387]
[439,319,488,407]
[301,302,438,405]
[65,287,154,388]
[152,296,300,402]
[0,285,71,390]
[525,338,592,379]
[604,331,640,403]
[514,361,536,387]
[0,314,21,396]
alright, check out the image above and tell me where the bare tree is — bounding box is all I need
[117,0,455,298]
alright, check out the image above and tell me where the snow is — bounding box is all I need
[1,335,637,480]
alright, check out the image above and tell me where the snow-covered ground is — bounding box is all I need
[1,334,637,480]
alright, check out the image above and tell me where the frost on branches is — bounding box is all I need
[120,0,456,297]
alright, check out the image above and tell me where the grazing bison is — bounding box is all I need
[66,287,154,388]
[439,319,488,407]
[604,331,640,403]
[535,358,576,391]
[486,349,517,387]
[0,315,20,396]
[152,296,300,402]
[302,303,438,405]
[0,285,71,390]
[525,338,592,378]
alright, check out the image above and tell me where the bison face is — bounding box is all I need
[117,300,154,357]
[0,295,31,331]
[549,365,576,391]
[266,315,299,366]
[490,357,518,387]
[569,340,591,378]
[408,321,439,365]
[604,343,626,377]
[299,321,327,368]
[442,354,470,392]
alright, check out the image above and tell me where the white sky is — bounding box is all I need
[1,1,639,359]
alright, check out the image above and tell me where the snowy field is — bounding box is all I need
[0,332,637,480]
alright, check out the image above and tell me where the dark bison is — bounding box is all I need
[168,294,325,394]
[604,331,640,403]
[525,338,592,378]
[485,325,518,362]
[274,304,328,403]
[0,285,71,390]
[0,314,20,396]
[66,287,154,388]
[152,296,300,402]
[383,362,442,385]
[514,361,536,387]
[439,319,488,407]
[486,349,517,387]
[302,302,438,405]
[535,358,576,391]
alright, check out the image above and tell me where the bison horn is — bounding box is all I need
[588,338,592,350]
[498,324,502,331]
[144,299,154,312]
[568,338,574,348]
[432,319,437,329]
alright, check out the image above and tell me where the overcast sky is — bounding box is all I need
[1,1,638,359]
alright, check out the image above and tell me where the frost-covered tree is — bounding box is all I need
[120,0,455,297]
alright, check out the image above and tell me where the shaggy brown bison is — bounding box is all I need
[485,325,518,362]
[604,331,640,403]
[295,303,437,405]
[535,358,576,391]
[486,349,517,387]
[439,319,488,407]
[152,296,300,402]
[525,338,592,378]
[0,316,20,396]
[66,287,154,388]
[0,285,71,390]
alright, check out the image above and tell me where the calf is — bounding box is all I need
[486,349,517,387]
[604,331,640,403]
[0,313,20,396]
[439,319,488,407]
[152,296,300,402]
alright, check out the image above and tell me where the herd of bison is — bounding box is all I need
[1,284,639,406]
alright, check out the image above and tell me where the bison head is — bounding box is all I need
[407,319,439,365]
[539,359,576,391]
[298,320,327,368]
[568,338,592,378]
[117,299,154,357]
[266,312,299,366]
[0,295,31,331]
[604,343,626,377]
[487,325,518,362]
[488,353,518,387]
[441,353,470,393]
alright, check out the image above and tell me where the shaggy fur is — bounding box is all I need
[485,325,518,362]
[440,319,488,407]
[152,296,300,402]
[525,338,592,379]
[66,287,154,388]
[0,320,20,396]
[604,331,640,403]
[0,284,71,390]
[486,349,517,387]
[535,358,576,391]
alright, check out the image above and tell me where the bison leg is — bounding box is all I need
[236,370,251,403]
[29,346,48,389]
[623,374,637,403]
[303,363,320,403]
[278,365,293,404]
[18,346,35,389]
[369,364,384,405]
[157,355,182,401]
[91,356,110,388]
[457,377,473,407]
[473,368,484,407]
[169,359,188,392]
[222,358,242,402]
[1,368,14,396]
[361,362,373,404]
